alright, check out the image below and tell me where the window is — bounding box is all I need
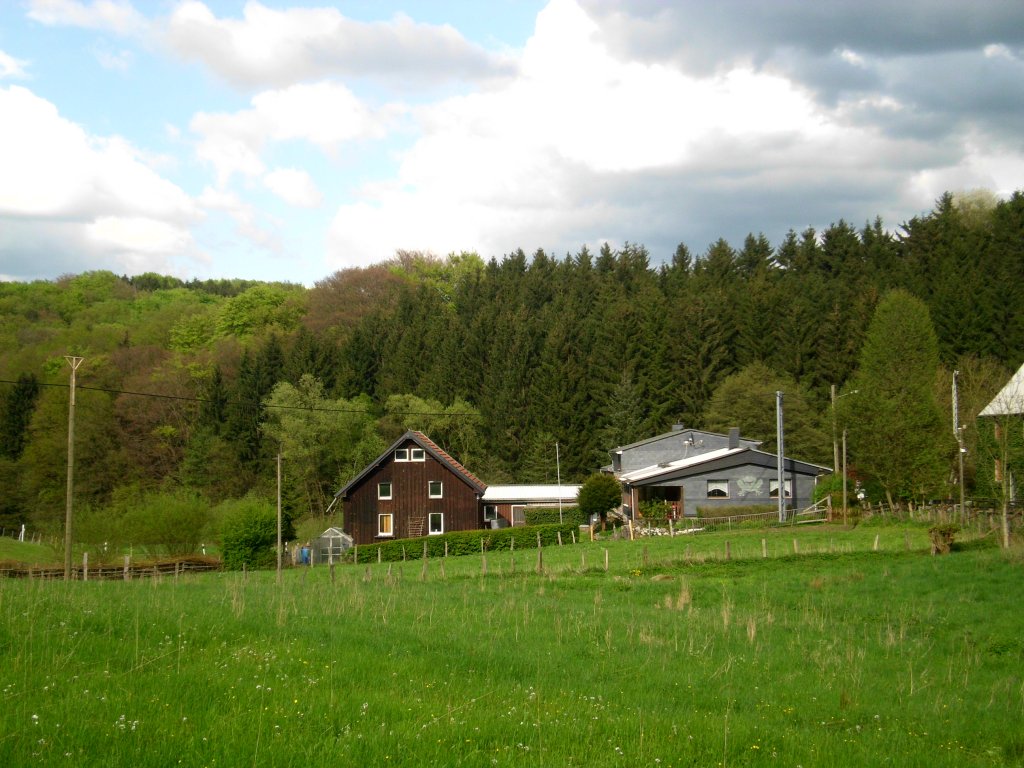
[484,505,498,522]
[428,480,443,498]
[769,479,792,498]
[410,447,426,461]
[394,448,409,462]
[428,512,444,535]
[378,481,392,500]
[378,513,393,536]
[707,479,729,498]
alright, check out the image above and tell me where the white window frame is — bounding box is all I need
[410,447,426,462]
[428,480,443,499]
[707,479,729,498]
[394,448,409,462]
[484,505,498,522]
[769,479,792,498]
[378,481,392,500]
[428,512,444,535]
[378,513,394,537]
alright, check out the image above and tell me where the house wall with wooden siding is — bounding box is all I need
[343,439,484,545]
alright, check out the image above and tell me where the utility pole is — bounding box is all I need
[64,356,84,581]
[276,450,283,586]
[556,441,563,524]
[831,384,839,476]
[776,391,786,523]
[952,370,966,524]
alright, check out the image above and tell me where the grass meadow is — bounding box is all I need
[1,523,1022,767]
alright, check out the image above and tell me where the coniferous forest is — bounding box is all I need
[1,191,1022,537]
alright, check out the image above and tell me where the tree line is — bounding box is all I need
[0,191,1021,537]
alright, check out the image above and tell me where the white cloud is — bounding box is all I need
[164,0,513,88]
[327,0,866,267]
[0,50,29,79]
[0,85,198,276]
[27,0,147,36]
[190,81,389,185]
[93,46,134,71]
[197,185,281,252]
[264,168,322,208]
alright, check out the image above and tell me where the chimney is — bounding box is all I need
[728,427,740,449]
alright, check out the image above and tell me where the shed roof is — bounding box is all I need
[334,430,487,498]
[620,447,830,486]
[482,485,581,503]
[979,363,1024,417]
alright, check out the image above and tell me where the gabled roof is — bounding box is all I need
[619,446,830,485]
[335,430,487,498]
[482,485,581,503]
[612,427,761,454]
[979,363,1024,417]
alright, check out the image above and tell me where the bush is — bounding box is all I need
[218,497,278,570]
[123,490,211,557]
[524,506,583,526]
[928,523,959,555]
[353,522,580,564]
[638,500,673,522]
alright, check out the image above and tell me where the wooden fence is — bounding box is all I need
[0,557,221,581]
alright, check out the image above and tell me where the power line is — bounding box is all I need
[0,377,475,418]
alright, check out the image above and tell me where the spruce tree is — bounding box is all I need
[844,290,948,507]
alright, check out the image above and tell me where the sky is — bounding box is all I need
[1,1,1022,286]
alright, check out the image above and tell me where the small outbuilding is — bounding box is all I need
[481,485,581,527]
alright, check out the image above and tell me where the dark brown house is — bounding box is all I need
[335,431,487,545]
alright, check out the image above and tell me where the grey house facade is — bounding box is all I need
[610,426,829,517]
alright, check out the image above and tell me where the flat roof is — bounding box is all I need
[482,485,581,503]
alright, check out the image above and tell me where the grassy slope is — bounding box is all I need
[0,525,1021,767]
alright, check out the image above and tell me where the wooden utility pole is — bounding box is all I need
[64,356,84,581]
[276,450,283,586]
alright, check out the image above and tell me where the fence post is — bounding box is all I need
[604,548,609,572]
[725,541,731,561]
[628,519,634,541]
[124,554,130,581]
[571,530,576,544]
[557,531,563,546]
[792,539,799,555]
[761,538,767,558]
[82,551,88,581]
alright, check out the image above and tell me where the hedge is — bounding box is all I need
[353,522,580,564]
[524,506,584,526]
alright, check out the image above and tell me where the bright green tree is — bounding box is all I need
[577,473,622,531]
[703,361,829,462]
[843,290,948,507]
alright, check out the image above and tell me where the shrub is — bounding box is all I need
[353,522,580,564]
[524,506,583,526]
[218,497,277,570]
[122,490,211,557]
[928,523,959,555]
[638,500,673,522]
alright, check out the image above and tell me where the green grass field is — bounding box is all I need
[1,524,1022,767]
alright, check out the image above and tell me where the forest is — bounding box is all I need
[0,191,1022,540]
